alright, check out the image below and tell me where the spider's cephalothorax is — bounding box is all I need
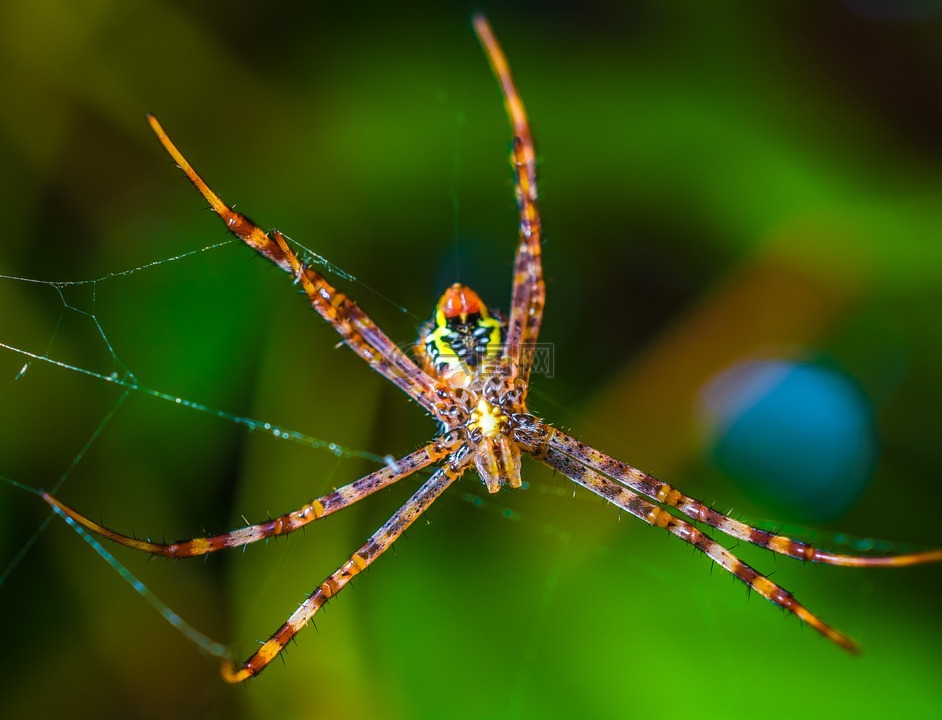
[419,283,525,494]
[40,14,942,684]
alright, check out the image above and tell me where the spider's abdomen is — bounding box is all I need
[421,283,504,382]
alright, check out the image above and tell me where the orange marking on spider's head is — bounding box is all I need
[439,283,484,322]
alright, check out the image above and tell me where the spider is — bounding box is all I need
[40,15,942,683]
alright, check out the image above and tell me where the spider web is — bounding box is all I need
[0,235,595,679]
[0,239,403,655]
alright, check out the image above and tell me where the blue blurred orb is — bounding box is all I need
[702,361,877,522]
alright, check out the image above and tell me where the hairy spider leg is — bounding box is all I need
[473,15,545,387]
[146,114,451,420]
[41,439,456,558]
[540,446,861,653]
[549,430,942,567]
[222,450,472,682]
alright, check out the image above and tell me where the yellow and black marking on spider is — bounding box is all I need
[41,14,942,683]
[422,283,505,383]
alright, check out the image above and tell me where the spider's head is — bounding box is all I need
[421,283,504,381]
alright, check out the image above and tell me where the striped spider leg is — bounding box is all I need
[548,430,942,570]
[36,14,942,685]
[217,447,474,682]
[473,15,545,388]
[42,442,451,558]
[144,115,450,421]
[524,423,942,653]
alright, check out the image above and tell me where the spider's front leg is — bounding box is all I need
[146,114,452,420]
[474,15,545,386]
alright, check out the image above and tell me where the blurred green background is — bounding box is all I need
[2,1,942,718]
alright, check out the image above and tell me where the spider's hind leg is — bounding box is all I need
[40,443,445,559]
[540,447,861,653]
[222,458,470,682]
[548,429,942,568]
